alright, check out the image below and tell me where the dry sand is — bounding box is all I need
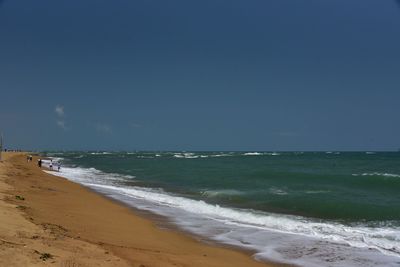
[0,152,282,267]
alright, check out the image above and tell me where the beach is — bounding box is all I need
[2,0,399,265]
[0,152,277,267]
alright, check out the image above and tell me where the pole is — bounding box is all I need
[0,133,2,162]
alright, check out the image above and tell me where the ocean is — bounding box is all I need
[43,151,400,267]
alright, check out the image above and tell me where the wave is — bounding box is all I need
[210,154,231,157]
[202,189,245,198]
[90,152,112,155]
[325,151,341,155]
[122,152,234,159]
[172,153,231,159]
[269,187,288,195]
[243,152,280,156]
[45,166,135,185]
[173,153,197,159]
[352,173,400,178]
[243,152,262,156]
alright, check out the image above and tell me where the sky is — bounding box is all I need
[0,0,400,151]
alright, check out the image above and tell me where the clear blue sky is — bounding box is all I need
[1,0,399,151]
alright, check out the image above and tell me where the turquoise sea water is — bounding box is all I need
[44,151,400,267]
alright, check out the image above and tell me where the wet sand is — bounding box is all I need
[0,152,282,267]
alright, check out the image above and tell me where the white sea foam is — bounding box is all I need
[243,152,262,156]
[173,153,201,159]
[243,152,280,156]
[90,152,112,155]
[171,152,232,158]
[352,173,400,178]
[210,154,231,157]
[46,162,400,267]
[44,165,135,185]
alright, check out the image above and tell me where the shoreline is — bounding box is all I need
[0,152,283,267]
[79,185,273,264]
[79,185,290,267]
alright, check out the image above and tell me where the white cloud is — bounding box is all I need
[56,120,66,130]
[55,105,64,117]
[55,105,67,130]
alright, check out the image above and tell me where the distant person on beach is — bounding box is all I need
[37,159,42,168]
[57,162,61,172]
[49,160,53,170]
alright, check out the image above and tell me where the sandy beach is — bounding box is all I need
[0,152,280,267]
